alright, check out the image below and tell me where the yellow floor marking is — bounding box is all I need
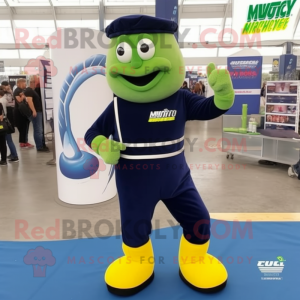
[210,213,300,222]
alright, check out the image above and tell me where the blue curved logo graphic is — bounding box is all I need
[58,54,114,188]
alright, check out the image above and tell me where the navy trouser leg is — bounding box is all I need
[116,165,159,248]
[162,175,210,245]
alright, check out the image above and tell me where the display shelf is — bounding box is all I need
[265,81,300,133]
[266,103,296,105]
[266,113,296,116]
[223,131,300,142]
[223,116,300,166]
[266,94,297,97]
[265,122,296,126]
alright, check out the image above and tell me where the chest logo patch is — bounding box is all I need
[148,109,177,122]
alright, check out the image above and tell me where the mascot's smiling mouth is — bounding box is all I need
[120,70,161,87]
[117,69,165,92]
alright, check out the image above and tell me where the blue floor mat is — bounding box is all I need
[1,220,300,300]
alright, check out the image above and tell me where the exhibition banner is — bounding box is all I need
[227,56,263,115]
[156,0,178,41]
[38,59,54,134]
[279,54,297,80]
[233,0,300,41]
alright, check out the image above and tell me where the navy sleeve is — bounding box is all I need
[184,90,228,121]
[84,102,115,147]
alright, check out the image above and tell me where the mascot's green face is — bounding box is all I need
[106,33,185,103]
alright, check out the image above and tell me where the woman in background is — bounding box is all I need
[261,82,266,97]
[193,82,203,96]
[181,81,190,90]
[0,100,7,166]
[0,87,19,162]
[199,81,205,95]
[260,82,266,107]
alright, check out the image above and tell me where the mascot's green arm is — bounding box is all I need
[207,63,235,110]
[91,135,126,165]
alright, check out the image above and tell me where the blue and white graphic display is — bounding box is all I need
[279,54,297,80]
[156,0,178,41]
[58,54,114,186]
[227,56,263,115]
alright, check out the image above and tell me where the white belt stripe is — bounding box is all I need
[120,146,185,160]
[123,136,184,148]
[114,97,184,160]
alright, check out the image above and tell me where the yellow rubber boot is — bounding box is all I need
[105,239,155,296]
[179,235,228,293]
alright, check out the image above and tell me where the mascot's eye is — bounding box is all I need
[137,39,155,60]
[117,47,124,56]
[116,42,132,63]
[140,44,149,53]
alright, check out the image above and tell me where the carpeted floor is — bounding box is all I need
[1,220,299,300]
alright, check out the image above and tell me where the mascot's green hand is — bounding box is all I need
[91,135,126,165]
[207,63,235,110]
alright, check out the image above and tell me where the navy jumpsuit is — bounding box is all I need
[85,89,227,248]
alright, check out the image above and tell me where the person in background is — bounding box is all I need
[0,100,7,166]
[34,76,48,150]
[1,82,13,123]
[0,87,19,162]
[1,81,14,107]
[181,81,190,90]
[260,82,266,107]
[34,79,41,99]
[13,78,34,149]
[192,82,203,96]
[1,82,15,129]
[1,81,19,160]
[200,81,206,95]
[199,82,204,95]
[24,76,49,152]
[289,160,300,180]
[261,82,266,97]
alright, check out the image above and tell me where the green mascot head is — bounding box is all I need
[105,15,185,103]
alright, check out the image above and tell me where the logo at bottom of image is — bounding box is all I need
[24,246,56,278]
[257,256,286,281]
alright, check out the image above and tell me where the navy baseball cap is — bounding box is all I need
[105,15,178,39]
